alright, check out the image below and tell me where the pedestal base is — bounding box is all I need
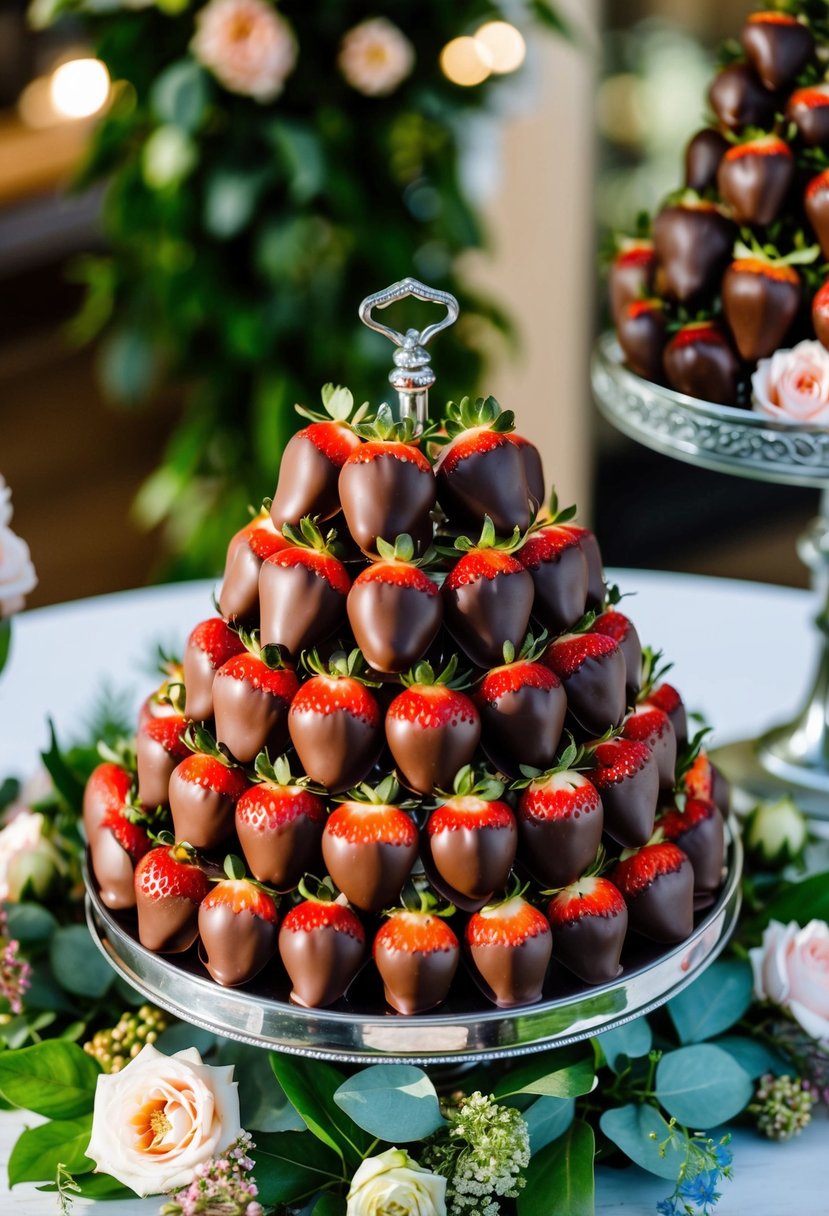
[714,736,829,821]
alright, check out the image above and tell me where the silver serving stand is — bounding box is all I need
[592,331,829,817]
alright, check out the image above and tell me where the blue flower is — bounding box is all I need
[713,1143,732,1170]
[656,1197,679,1216]
[679,1169,720,1207]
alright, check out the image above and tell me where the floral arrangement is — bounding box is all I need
[0,476,37,678]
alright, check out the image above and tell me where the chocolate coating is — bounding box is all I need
[663,327,740,406]
[347,581,442,674]
[198,903,277,986]
[617,301,667,382]
[427,817,517,904]
[219,542,264,624]
[136,893,201,954]
[626,859,695,943]
[289,707,382,794]
[136,733,176,809]
[437,441,530,535]
[169,772,237,851]
[514,437,545,514]
[805,177,829,259]
[722,263,800,362]
[339,456,436,555]
[236,808,324,890]
[519,799,604,890]
[374,940,459,1015]
[527,545,589,633]
[560,647,627,736]
[741,17,814,91]
[717,148,794,227]
[91,832,138,910]
[480,683,567,774]
[672,807,725,895]
[279,921,364,1008]
[183,643,220,724]
[787,88,829,146]
[708,63,777,132]
[711,763,731,816]
[213,675,292,765]
[627,711,677,790]
[609,244,656,325]
[322,835,418,913]
[271,431,344,530]
[386,714,481,796]
[576,530,605,610]
[469,931,553,1008]
[596,753,659,849]
[443,568,534,670]
[684,128,729,193]
[553,907,628,986]
[259,560,347,657]
[652,205,734,303]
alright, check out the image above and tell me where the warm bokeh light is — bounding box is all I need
[474,21,526,74]
[440,36,492,87]
[49,58,111,120]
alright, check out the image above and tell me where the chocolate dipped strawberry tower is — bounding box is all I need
[85,278,732,1019]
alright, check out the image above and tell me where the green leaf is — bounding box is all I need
[523,1096,575,1155]
[656,1045,754,1128]
[599,1104,687,1180]
[269,119,326,204]
[215,1042,304,1133]
[713,1035,788,1079]
[312,1193,347,1216]
[597,1018,653,1071]
[253,1130,343,1206]
[8,1113,94,1185]
[494,1047,595,1100]
[270,1055,371,1167]
[22,962,78,1014]
[3,902,58,945]
[519,1121,594,1216]
[49,925,114,999]
[204,169,268,240]
[668,962,753,1044]
[151,60,209,132]
[0,618,10,674]
[333,1065,445,1142]
[0,1041,101,1118]
[40,720,84,811]
[38,1172,133,1200]
[751,871,829,930]
[0,1011,56,1050]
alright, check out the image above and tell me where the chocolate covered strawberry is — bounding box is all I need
[134,841,211,953]
[137,655,185,728]
[663,322,740,406]
[722,255,801,362]
[681,747,731,816]
[435,395,530,534]
[561,525,605,609]
[168,727,249,850]
[425,766,517,908]
[83,760,134,844]
[813,276,829,349]
[658,798,725,898]
[212,632,299,763]
[219,508,288,624]
[787,84,829,146]
[519,497,588,632]
[182,617,246,723]
[91,799,154,910]
[587,736,659,848]
[515,744,604,888]
[322,776,418,913]
[652,198,734,302]
[466,888,552,1007]
[547,875,628,985]
[684,128,729,193]
[136,714,189,809]
[347,534,442,673]
[259,517,351,657]
[270,384,366,530]
[442,516,534,669]
[708,63,777,133]
[609,239,657,325]
[235,753,326,890]
[508,433,545,514]
[373,886,460,1015]
[542,630,627,736]
[385,656,480,795]
[641,675,688,750]
[805,170,829,259]
[593,605,642,701]
[279,878,365,1008]
[717,137,794,227]
[198,855,278,986]
[339,406,436,555]
[612,842,694,943]
[741,11,814,91]
[475,634,567,773]
[622,703,677,790]
[288,649,383,793]
[616,298,667,382]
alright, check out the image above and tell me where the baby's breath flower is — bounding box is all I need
[422,1091,530,1216]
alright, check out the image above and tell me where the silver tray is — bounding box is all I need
[84,825,742,1065]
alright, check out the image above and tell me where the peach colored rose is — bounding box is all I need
[86,1044,242,1195]
[192,0,297,103]
[750,919,829,1045]
[752,340,829,425]
[338,18,415,97]
[0,808,62,901]
[0,477,36,618]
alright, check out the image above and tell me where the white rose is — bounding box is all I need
[744,797,808,865]
[0,522,37,618]
[752,339,829,425]
[0,810,61,902]
[750,919,829,1046]
[347,1148,447,1216]
[86,1043,242,1196]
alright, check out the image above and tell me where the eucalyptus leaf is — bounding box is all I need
[714,1035,787,1079]
[151,60,209,132]
[656,1045,754,1128]
[0,1041,101,1119]
[50,925,115,999]
[494,1047,595,1100]
[253,1130,343,1206]
[519,1121,594,1216]
[3,902,58,944]
[597,1018,653,1071]
[668,962,753,1044]
[205,169,268,240]
[22,962,78,1014]
[333,1065,445,1142]
[0,1011,56,1050]
[523,1096,575,1155]
[215,1042,304,1133]
[599,1104,686,1180]
[8,1113,94,1185]
[270,1055,372,1168]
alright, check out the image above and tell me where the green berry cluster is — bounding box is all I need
[749,1073,817,1141]
[82,1005,169,1073]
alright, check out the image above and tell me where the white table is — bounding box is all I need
[1,571,827,1214]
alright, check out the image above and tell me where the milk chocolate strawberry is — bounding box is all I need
[435,395,530,534]
[561,525,605,609]
[466,887,552,1007]
[212,632,299,763]
[593,606,642,701]
[717,137,794,227]
[385,656,480,795]
[658,798,725,898]
[198,855,278,986]
[787,84,829,146]
[442,516,534,669]
[137,655,185,728]
[663,322,740,406]
[741,11,814,91]
[587,736,659,848]
[219,508,288,624]
[612,842,694,943]
[542,630,627,736]
[805,170,829,259]
[475,634,567,773]
[347,535,442,674]
[652,198,734,302]
[508,433,545,514]
[708,63,777,133]
[270,385,366,530]
[136,714,190,809]
[83,760,134,844]
[182,618,246,723]
[279,878,366,1007]
[609,238,657,325]
[373,886,460,1015]
[91,798,154,910]
[616,298,667,382]
[813,276,829,349]
[168,727,249,851]
[722,255,801,362]
[259,517,351,657]
[426,766,517,908]
[514,743,604,888]
[547,875,628,985]
[288,649,383,793]
[339,406,436,555]
[519,497,588,633]
[322,776,418,913]
[235,753,326,890]
[684,128,729,193]
[622,703,677,790]
[134,841,211,953]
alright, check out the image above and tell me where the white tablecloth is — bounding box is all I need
[1,571,827,1213]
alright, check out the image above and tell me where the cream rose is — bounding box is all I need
[0,476,36,617]
[0,477,11,527]
[750,919,829,1046]
[338,18,415,97]
[86,1043,242,1196]
[0,809,62,901]
[752,340,829,425]
[347,1148,446,1216]
[192,0,298,102]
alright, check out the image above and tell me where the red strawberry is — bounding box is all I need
[219,508,289,624]
[270,385,365,530]
[475,635,567,773]
[259,517,351,657]
[609,239,657,326]
[547,876,628,985]
[168,727,249,851]
[235,754,326,890]
[137,657,185,728]
[717,137,794,228]
[681,748,731,816]
[806,170,829,260]
[466,890,552,1007]
[708,63,777,133]
[813,276,829,350]
[134,842,211,953]
[612,842,694,943]
[83,761,133,844]
[279,880,366,1007]
[212,633,299,763]
[684,128,729,193]
[722,257,800,363]
[786,84,829,147]
[508,433,545,515]
[442,516,534,669]
[425,767,517,909]
[338,408,436,555]
[136,714,190,809]
[741,11,814,91]
[542,631,627,736]
[373,891,460,1014]
[616,298,667,382]
[347,534,442,674]
[658,798,725,899]
[198,855,278,986]
[91,801,153,910]
[622,703,676,790]
[592,608,642,701]
[182,618,246,723]
[587,737,659,848]
[642,680,688,750]
[385,656,480,795]
[561,525,605,609]
[435,395,530,534]
[322,776,418,913]
[288,649,383,793]
[652,198,734,302]
[663,322,740,406]
[519,509,589,633]
[516,750,604,889]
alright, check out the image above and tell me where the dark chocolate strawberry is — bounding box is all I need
[741,11,814,91]
[322,776,418,913]
[609,239,657,325]
[561,525,605,609]
[212,632,299,763]
[652,198,734,303]
[91,798,154,910]
[586,736,659,848]
[663,322,740,406]
[508,433,545,514]
[519,499,588,632]
[592,606,642,701]
[622,703,677,790]
[435,395,530,534]
[681,748,731,816]
[717,137,794,227]
[612,842,694,943]
[235,753,326,890]
[385,656,481,795]
[258,517,351,657]
[182,617,246,723]
[708,62,777,133]
[279,878,366,1007]
[814,277,829,350]
[542,630,627,736]
[83,760,134,844]
[168,727,249,851]
[515,744,604,888]
[805,169,829,259]
[288,649,383,793]
[136,714,190,809]
[219,508,289,624]
[616,298,667,382]
[134,841,211,953]
[786,84,829,146]
[466,888,552,1007]
[722,256,801,362]
[347,534,442,674]
[425,766,517,909]
[373,887,460,1015]
[641,676,688,750]
[684,128,729,193]
[658,798,725,899]
[197,855,278,986]
[547,875,628,985]
[475,634,567,773]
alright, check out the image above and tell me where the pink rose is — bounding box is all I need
[752,340,829,425]
[750,919,829,1045]
[338,18,415,98]
[192,0,297,103]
